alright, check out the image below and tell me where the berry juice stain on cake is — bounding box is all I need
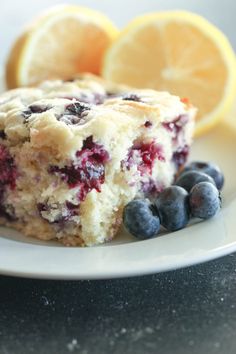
[49,136,110,202]
[162,114,189,138]
[121,140,166,198]
[37,201,78,224]
[0,145,17,190]
[144,121,152,128]
[172,145,189,169]
[122,140,165,175]
[0,144,17,220]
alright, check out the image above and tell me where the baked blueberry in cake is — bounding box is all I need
[0,74,196,246]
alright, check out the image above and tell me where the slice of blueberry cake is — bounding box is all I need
[0,74,196,246]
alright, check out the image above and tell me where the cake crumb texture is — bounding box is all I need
[0,74,195,246]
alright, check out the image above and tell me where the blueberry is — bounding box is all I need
[122,93,141,102]
[180,161,224,190]
[172,145,189,169]
[175,170,215,192]
[0,203,16,221]
[189,182,221,219]
[65,101,91,116]
[123,199,160,239]
[23,104,51,119]
[0,130,6,140]
[155,186,190,231]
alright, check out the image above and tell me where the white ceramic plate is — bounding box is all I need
[0,76,236,279]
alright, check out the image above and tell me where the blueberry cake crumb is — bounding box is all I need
[0,74,195,246]
[49,136,110,201]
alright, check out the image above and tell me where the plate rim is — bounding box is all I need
[0,237,236,280]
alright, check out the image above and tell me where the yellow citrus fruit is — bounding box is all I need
[102,11,236,136]
[6,5,118,88]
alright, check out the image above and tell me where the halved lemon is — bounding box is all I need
[102,11,236,136]
[6,5,118,88]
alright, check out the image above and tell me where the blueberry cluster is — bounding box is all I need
[123,161,223,240]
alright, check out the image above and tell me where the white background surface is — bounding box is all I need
[0,0,236,67]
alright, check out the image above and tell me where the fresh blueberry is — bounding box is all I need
[175,170,215,192]
[155,186,190,231]
[123,199,160,239]
[189,182,221,219]
[180,161,224,190]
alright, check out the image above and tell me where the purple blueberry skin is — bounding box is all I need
[189,182,221,219]
[180,161,224,190]
[155,186,190,231]
[175,170,215,193]
[123,199,160,239]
